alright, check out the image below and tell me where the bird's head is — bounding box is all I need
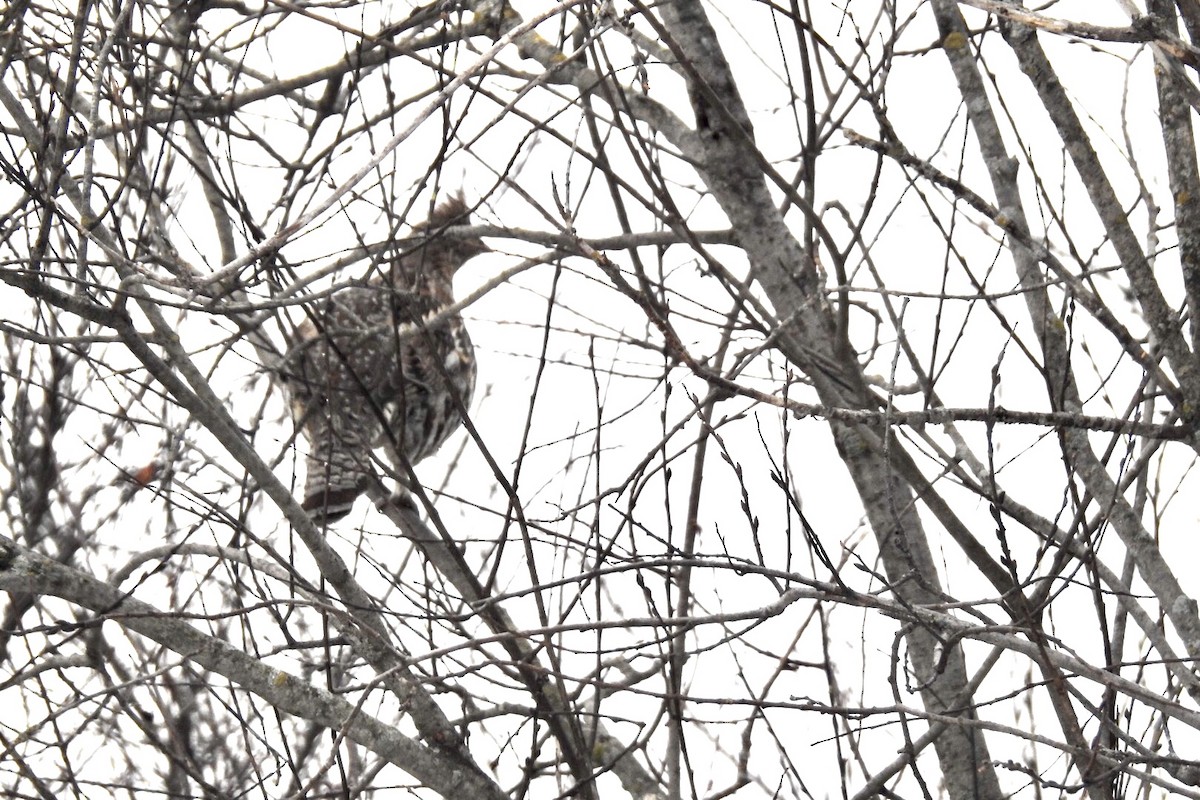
[405,193,489,276]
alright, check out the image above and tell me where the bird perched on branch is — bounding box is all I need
[284,195,486,523]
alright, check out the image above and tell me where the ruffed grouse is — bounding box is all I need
[285,196,485,522]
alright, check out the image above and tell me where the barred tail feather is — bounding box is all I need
[301,476,361,524]
[301,418,372,524]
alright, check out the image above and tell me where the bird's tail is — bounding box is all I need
[301,412,373,524]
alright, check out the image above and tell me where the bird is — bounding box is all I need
[284,195,486,523]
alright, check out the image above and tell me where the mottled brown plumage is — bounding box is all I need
[285,196,486,523]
